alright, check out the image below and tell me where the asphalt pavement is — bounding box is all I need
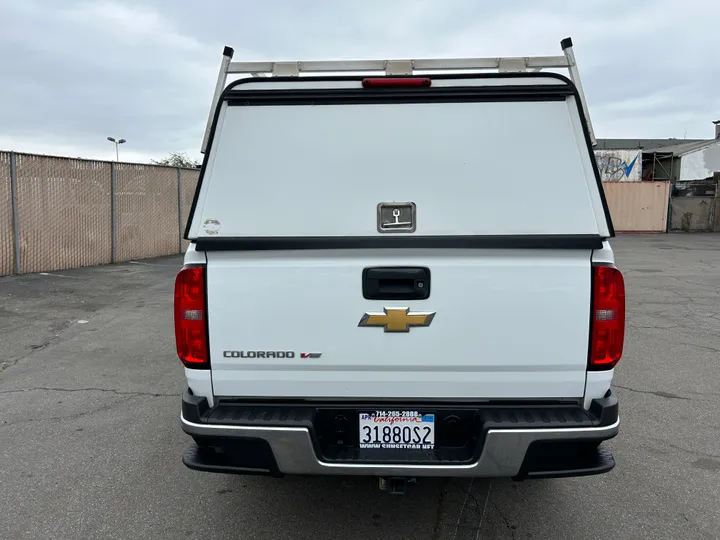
[1,234,719,539]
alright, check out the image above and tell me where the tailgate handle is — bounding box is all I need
[362,267,430,300]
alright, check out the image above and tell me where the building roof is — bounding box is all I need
[642,139,720,156]
[595,138,709,151]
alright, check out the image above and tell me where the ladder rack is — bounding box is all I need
[201,37,595,153]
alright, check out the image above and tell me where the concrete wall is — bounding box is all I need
[669,196,716,232]
[594,150,642,182]
[680,140,720,181]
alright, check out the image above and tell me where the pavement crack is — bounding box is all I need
[613,384,691,401]
[649,438,720,460]
[0,396,136,427]
[628,324,676,330]
[677,342,720,353]
[491,498,516,539]
[0,386,178,398]
[450,480,487,517]
[431,479,448,540]
[1,320,77,372]
[477,483,494,539]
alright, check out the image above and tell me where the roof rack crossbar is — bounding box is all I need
[200,37,596,153]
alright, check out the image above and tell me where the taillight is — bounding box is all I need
[362,77,431,88]
[589,265,625,370]
[174,266,209,368]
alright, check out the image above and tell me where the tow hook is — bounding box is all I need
[379,477,416,495]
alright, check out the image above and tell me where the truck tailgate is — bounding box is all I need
[206,249,591,399]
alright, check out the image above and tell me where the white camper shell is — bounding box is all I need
[177,38,623,486]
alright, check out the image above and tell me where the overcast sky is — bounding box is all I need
[0,0,717,163]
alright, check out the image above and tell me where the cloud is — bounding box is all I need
[0,0,219,161]
[0,0,717,163]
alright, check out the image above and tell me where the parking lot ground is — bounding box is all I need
[1,234,719,540]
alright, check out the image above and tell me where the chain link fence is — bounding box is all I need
[0,153,14,276]
[180,170,200,253]
[115,163,180,262]
[0,151,200,276]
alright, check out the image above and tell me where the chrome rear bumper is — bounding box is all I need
[181,413,619,477]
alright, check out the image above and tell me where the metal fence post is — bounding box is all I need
[110,162,117,263]
[9,152,21,274]
[708,192,717,233]
[177,167,183,253]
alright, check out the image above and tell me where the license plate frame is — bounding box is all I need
[358,410,435,450]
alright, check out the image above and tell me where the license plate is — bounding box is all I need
[358,411,435,450]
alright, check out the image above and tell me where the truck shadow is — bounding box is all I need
[201,475,561,540]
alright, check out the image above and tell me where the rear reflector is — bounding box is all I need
[174,266,209,368]
[589,265,625,370]
[362,77,431,88]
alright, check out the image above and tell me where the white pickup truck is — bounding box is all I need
[175,38,624,493]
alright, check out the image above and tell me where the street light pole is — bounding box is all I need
[107,137,126,161]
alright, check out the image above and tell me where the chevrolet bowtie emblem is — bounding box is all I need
[358,308,436,333]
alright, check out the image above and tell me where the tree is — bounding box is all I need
[151,152,200,168]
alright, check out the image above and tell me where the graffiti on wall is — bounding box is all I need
[594,150,642,182]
